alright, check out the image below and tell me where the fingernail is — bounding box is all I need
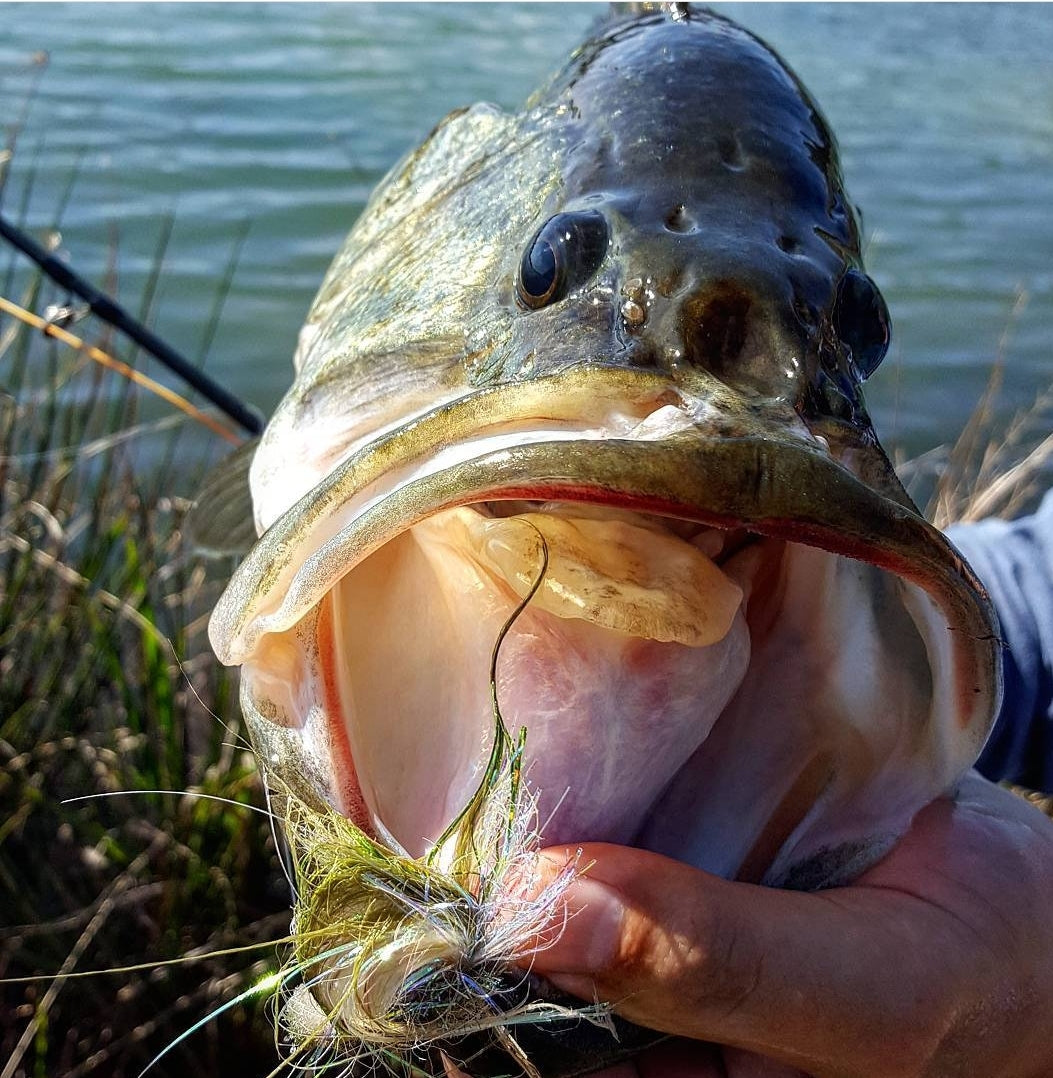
[526,854,627,974]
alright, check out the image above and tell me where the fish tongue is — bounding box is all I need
[451,508,743,647]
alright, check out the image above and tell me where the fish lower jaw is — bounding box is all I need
[234,492,995,1074]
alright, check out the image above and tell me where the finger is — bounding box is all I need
[517,841,945,1072]
[515,790,1053,1078]
[515,842,803,1042]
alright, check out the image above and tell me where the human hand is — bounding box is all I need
[514,773,1053,1078]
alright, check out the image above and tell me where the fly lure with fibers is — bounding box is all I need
[271,536,610,1075]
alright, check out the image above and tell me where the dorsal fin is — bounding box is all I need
[608,2,693,23]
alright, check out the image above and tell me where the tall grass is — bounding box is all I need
[0,196,286,1075]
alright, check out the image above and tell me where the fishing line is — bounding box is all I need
[61,790,276,818]
[0,211,264,435]
[0,936,297,986]
[0,411,189,464]
[173,650,300,897]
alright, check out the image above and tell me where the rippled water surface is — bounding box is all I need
[2,2,1051,462]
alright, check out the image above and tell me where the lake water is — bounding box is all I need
[2,2,1051,470]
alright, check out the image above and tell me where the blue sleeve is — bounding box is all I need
[945,490,1053,792]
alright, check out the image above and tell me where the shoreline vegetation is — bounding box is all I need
[1,82,1051,1078]
[0,132,288,1073]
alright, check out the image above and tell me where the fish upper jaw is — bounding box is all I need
[211,365,999,890]
[215,367,836,664]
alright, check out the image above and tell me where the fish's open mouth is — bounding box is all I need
[325,498,754,860]
[210,367,999,1072]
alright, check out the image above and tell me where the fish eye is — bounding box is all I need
[832,269,891,380]
[515,210,609,310]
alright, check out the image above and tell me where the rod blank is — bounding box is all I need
[0,212,264,436]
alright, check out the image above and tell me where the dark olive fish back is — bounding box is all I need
[492,4,886,425]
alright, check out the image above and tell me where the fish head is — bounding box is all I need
[207,4,1000,1070]
[483,5,884,409]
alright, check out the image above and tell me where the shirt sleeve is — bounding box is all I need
[945,489,1053,792]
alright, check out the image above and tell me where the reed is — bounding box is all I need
[896,291,1053,526]
[0,206,286,1077]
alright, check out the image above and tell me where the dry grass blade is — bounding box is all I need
[896,290,1053,528]
[1,149,286,1075]
[1,838,164,1078]
[0,294,242,445]
[1,528,173,646]
[926,365,1053,529]
[955,422,1053,524]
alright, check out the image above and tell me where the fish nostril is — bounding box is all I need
[665,203,696,233]
[680,281,752,376]
[776,234,800,254]
[716,132,746,172]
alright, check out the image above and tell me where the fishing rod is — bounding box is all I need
[0,211,264,436]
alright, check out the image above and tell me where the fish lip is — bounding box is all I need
[209,365,1000,760]
[215,377,975,608]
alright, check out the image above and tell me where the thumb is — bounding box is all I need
[513,841,971,1078]
[514,843,756,1033]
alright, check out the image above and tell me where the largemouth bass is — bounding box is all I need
[207,4,1000,1075]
